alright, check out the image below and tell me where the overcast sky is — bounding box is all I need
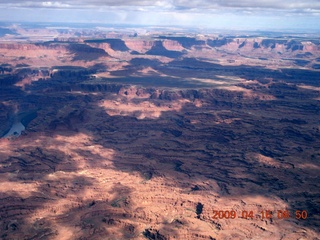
[0,0,319,31]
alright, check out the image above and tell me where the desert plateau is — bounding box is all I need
[0,23,319,239]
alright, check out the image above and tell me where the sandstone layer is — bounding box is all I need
[0,26,319,239]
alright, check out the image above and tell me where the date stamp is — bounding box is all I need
[212,210,308,220]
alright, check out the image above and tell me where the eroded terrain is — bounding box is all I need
[0,24,319,239]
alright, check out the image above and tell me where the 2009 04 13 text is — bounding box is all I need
[212,210,308,220]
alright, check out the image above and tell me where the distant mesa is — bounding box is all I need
[68,43,109,61]
[260,39,287,49]
[53,37,82,43]
[146,41,184,58]
[50,66,96,79]
[207,38,232,47]
[157,36,205,49]
[286,40,304,51]
[259,39,304,51]
[85,39,130,51]
[1,27,320,239]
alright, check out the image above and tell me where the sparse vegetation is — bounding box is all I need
[196,202,204,216]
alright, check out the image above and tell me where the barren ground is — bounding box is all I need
[0,26,319,239]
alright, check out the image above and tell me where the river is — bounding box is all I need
[3,122,25,138]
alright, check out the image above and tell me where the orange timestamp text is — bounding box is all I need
[212,210,308,220]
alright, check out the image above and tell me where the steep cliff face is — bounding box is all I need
[68,43,109,61]
[0,103,15,137]
[1,32,320,240]
[124,39,186,53]
[158,36,206,49]
[162,39,185,51]
[124,40,155,53]
[207,38,233,47]
[1,37,319,62]
[85,39,130,52]
[146,41,184,58]
[114,85,275,103]
[122,36,320,59]
[208,37,320,55]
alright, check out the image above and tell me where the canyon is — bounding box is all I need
[0,24,319,239]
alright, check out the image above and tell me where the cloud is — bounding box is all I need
[41,2,71,8]
[0,1,72,9]
[0,0,319,30]
[1,0,320,12]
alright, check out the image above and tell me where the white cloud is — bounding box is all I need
[41,1,71,8]
[1,0,320,11]
[0,0,319,30]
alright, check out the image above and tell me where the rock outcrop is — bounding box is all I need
[0,29,320,240]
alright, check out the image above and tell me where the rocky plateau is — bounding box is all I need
[0,25,319,239]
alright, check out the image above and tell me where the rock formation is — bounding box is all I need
[0,26,319,239]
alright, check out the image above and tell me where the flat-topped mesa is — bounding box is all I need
[0,43,68,51]
[124,39,184,54]
[116,85,274,102]
[162,40,185,51]
[84,39,130,52]
[1,37,319,58]
[210,37,320,53]
[53,37,84,43]
[126,37,320,58]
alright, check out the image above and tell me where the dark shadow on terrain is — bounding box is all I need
[108,58,319,104]
[84,38,130,52]
[0,144,97,239]
[102,76,220,88]
[157,58,320,87]
[103,58,161,78]
[0,146,82,180]
[99,96,320,232]
[157,36,205,49]
[0,74,33,137]
[146,41,184,58]
[207,38,233,48]
[129,58,162,68]
[1,61,320,238]
[0,191,57,239]
[68,43,109,61]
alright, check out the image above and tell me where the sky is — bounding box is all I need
[0,0,320,31]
